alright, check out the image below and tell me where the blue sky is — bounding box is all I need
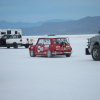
[0,0,100,23]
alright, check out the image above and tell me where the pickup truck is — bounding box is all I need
[0,29,33,48]
[85,32,100,61]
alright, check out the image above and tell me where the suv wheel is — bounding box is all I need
[13,43,18,49]
[47,50,52,58]
[30,50,35,57]
[7,46,10,49]
[91,45,100,61]
[25,44,29,48]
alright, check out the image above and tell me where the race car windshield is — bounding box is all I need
[53,38,67,44]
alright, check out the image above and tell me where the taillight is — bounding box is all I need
[20,39,22,42]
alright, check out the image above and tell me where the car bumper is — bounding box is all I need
[85,48,90,55]
[52,51,72,55]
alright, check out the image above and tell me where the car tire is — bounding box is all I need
[30,50,35,57]
[66,54,71,57]
[91,45,100,61]
[47,50,52,58]
[25,44,29,48]
[13,43,18,49]
[7,47,10,48]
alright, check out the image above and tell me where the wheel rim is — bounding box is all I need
[30,50,33,56]
[93,48,99,58]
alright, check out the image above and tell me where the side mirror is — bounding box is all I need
[99,31,100,34]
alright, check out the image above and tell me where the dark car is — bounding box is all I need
[85,33,100,61]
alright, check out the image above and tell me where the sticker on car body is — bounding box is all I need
[66,46,69,47]
[37,46,43,52]
[56,46,60,50]
[44,45,49,47]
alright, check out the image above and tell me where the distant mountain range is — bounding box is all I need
[0,19,72,29]
[0,16,100,35]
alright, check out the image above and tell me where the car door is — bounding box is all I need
[43,39,51,54]
[6,35,13,44]
[35,39,44,55]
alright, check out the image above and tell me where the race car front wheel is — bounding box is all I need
[30,50,35,57]
[91,45,100,61]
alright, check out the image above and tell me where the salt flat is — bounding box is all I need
[0,34,100,100]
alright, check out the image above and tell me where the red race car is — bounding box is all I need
[29,36,72,57]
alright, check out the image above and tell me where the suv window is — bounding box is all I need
[2,35,8,39]
[53,38,67,44]
[18,35,21,38]
[9,35,13,39]
[44,39,51,44]
[13,35,17,39]
[37,39,44,45]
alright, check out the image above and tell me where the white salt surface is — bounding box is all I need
[0,34,100,100]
